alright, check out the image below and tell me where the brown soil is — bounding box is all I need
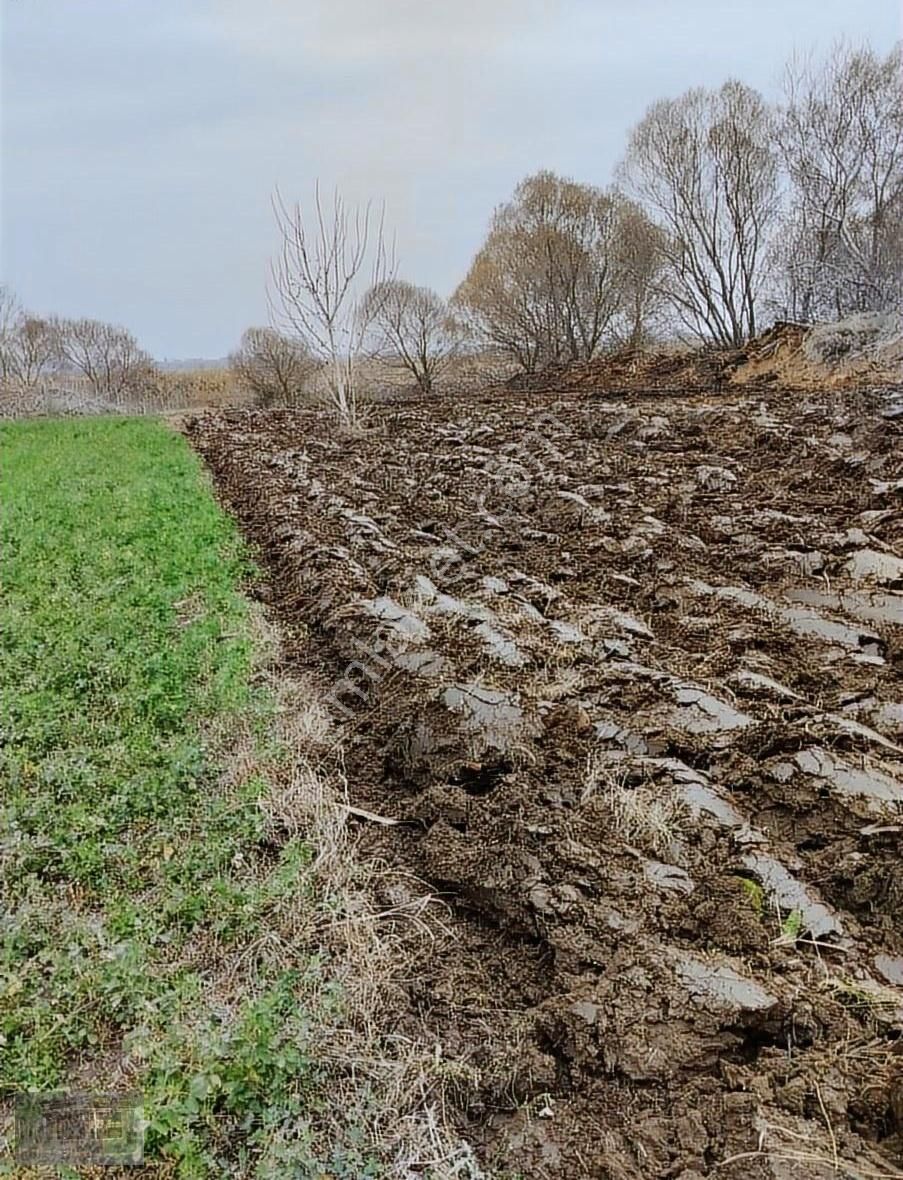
[505,344,746,394]
[507,322,903,397]
[186,381,903,1179]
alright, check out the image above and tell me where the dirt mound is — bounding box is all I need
[804,313,903,368]
[506,318,903,398]
[187,385,903,1179]
[506,345,746,395]
[734,316,903,392]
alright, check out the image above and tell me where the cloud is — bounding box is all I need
[204,0,564,288]
[215,0,552,64]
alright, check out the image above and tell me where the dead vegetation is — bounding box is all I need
[584,754,687,855]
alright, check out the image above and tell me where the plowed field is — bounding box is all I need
[187,383,903,1179]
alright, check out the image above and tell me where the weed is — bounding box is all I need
[780,908,804,943]
[825,975,903,1017]
[736,876,765,914]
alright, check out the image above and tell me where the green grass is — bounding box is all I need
[0,418,340,1176]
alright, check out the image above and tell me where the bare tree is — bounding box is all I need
[0,285,24,384]
[53,317,157,402]
[775,41,903,320]
[13,317,60,388]
[229,327,317,406]
[362,279,462,394]
[0,289,59,390]
[609,197,668,349]
[453,171,623,372]
[620,81,779,346]
[269,185,393,426]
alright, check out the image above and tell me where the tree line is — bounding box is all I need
[465,40,902,356]
[246,39,901,421]
[0,286,157,403]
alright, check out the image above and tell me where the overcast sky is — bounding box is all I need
[1,1,900,359]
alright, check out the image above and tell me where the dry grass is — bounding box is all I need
[196,606,489,1176]
[155,368,246,409]
[583,751,686,855]
[0,368,248,420]
[717,1111,903,1179]
[539,666,588,701]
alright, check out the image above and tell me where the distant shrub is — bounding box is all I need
[229,327,318,407]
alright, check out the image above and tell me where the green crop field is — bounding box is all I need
[0,418,336,1176]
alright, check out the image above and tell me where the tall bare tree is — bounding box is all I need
[53,317,157,402]
[775,41,903,320]
[453,171,623,372]
[362,279,462,394]
[229,327,317,406]
[269,185,393,426]
[620,81,779,346]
